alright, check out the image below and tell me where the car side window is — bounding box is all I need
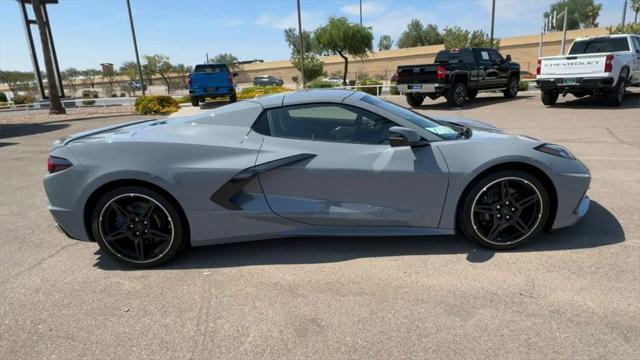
[489,50,503,63]
[633,36,640,52]
[252,104,396,145]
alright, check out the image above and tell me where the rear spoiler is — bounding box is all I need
[53,118,157,148]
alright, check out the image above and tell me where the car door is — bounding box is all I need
[631,36,640,84]
[475,49,497,88]
[252,103,449,228]
[489,49,510,87]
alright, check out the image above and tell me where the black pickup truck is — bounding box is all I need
[396,48,520,107]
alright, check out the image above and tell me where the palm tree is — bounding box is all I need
[584,3,602,28]
[632,0,640,23]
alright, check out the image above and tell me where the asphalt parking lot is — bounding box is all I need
[1,91,639,359]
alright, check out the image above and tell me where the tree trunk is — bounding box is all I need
[31,0,65,114]
[337,50,349,86]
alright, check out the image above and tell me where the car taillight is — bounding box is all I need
[188,74,192,86]
[536,59,541,75]
[604,54,614,73]
[228,73,234,84]
[436,66,446,80]
[47,156,72,173]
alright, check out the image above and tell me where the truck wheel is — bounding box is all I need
[229,93,237,103]
[467,89,478,99]
[541,90,558,106]
[503,77,519,99]
[447,82,467,107]
[405,93,425,107]
[604,73,627,107]
[190,97,199,107]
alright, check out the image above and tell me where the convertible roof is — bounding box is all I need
[249,89,358,109]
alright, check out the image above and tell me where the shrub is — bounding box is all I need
[12,94,35,104]
[134,95,179,114]
[82,89,99,98]
[356,79,383,95]
[119,92,127,97]
[307,79,339,88]
[518,80,529,91]
[0,92,7,102]
[82,99,96,106]
[176,95,191,104]
[237,86,290,100]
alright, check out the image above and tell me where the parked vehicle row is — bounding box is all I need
[395,34,639,108]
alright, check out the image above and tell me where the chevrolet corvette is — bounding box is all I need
[44,90,590,268]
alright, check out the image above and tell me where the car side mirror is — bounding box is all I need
[388,127,428,147]
[505,55,512,63]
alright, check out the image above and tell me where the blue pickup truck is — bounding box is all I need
[188,64,237,106]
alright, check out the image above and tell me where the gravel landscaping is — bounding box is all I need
[0,106,135,127]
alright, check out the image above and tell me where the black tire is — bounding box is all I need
[458,170,550,250]
[503,77,519,99]
[541,90,559,106]
[91,186,185,268]
[190,97,199,107]
[405,93,425,107]
[229,92,237,103]
[447,82,467,107]
[604,72,627,107]
[467,89,478,99]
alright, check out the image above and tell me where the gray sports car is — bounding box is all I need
[44,90,590,268]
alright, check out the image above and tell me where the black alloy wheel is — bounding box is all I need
[447,82,467,107]
[92,187,185,268]
[503,77,519,98]
[459,171,550,249]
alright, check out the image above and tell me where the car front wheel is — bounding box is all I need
[91,186,185,268]
[503,77,519,98]
[458,170,550,250]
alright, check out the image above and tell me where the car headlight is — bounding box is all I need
[535,143,575,160]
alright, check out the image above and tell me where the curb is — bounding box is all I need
[0,113,153,136]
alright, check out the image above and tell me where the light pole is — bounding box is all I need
[296,0,305,89]
[559,7,568,55]
[622,0,627,26]
[489,0,495,47]
[360,0,362,26]
[126,0,145,96]
[32,0,65,113]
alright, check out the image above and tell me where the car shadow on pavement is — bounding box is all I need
[94,200,624,270]
[0,123,70,139]
[551,92,640,109]
[414,93,535,110]
[199,101,232,110]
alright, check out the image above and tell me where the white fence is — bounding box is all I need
[0,97,136,114]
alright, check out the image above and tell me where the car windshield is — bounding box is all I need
[568,37,630,54]
[360,95,460,140]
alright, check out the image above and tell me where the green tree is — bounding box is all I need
[80,68,101,89]
[397,20,443,48]
[100,63,117,95]
[441,27,498,49]
[61,68,81,96]
[172,63,192,89]
[284,28,325,85]
[143,55,174,94]
[212,53,239,69]
[632,0,640,23]
[607,22,640,34]
[544,0,603,30]
[377,35,393,51]
[313,16,373,85]
[284,27,316,56]
[0,70,35,94]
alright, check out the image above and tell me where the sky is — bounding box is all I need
[0,0,631,72]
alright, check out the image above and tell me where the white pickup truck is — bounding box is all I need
[536,34,640,106]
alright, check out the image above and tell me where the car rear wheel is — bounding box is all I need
[405,93,425,107]
[447,82,467,107]
[459,170,550,250]
[91,186,185,268]
[230,92,237,103]
[604,72,627,107]
[503,77,519,98]
[190,97,199,107]
[541,90,559,106]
